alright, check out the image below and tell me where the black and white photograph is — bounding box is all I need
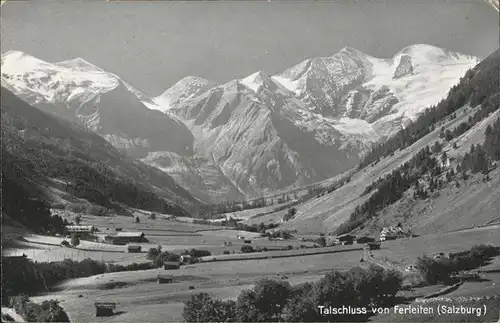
[1,0,499,322]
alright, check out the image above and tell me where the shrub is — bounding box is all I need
[236,279,292,322]
[70,235,80,247]
[283,207,297,221]
[315,237,327,247]
[181,266,403,322]
[10,295,69,322]
[183,293,236,322]
[147,246,161,260]
[2,256,157,305]
[286,282,318,322]
[241,245,255,253]
[416,244,499,285]
[151,251,181,267]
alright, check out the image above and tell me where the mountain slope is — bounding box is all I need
[1,87,199,217]
[1,51,194,159]
[268,48,500,235]
[145,76,369,202]
[145,45,477,202]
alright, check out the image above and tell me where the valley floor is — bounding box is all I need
[5,217,498,323]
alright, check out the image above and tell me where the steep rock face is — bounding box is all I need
[145,72,374,202]
[1,51,194,159]
[393,55,413,79]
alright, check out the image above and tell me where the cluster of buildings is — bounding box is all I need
[330,234,381,250]
[379,226,406,241]
[332,225,409,245]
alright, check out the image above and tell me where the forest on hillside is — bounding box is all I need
[359,49,500,169]
[1,87,197,224]
[337,49,500,235]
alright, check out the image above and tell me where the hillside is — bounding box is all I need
[1,87,200,226]
[240,48,500,235]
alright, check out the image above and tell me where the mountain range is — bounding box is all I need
[1,45,479,203]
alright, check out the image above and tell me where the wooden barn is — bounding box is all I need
[367,242,381,250]
[106,232,147,245]
[244,240,252,244]
[95,302,116,317]
[163,261,181,270]
[126,245,142,253]
[356,236,376,244]
[157,274,174,284]
[335,233,356,245]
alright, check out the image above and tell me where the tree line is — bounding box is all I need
[1,257,156,306]
[183,265,403,322]
[416,244,499,285]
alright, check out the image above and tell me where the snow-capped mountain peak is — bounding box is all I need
[2,50,53,74]
[152,76,217,112]
[54,57,105,73]
[1,50,119,105]
[240,70,277,93]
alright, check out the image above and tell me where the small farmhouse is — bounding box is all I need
[335,233,356,245]
[157,274,173,284]
[356,236,376,244]
[95,302,116,317]
[163,261,181,270]
[244,240,252,244]
[367,242,381,250]
[126,245,142,253]
[112,232,146,245]
[380,226,404,241]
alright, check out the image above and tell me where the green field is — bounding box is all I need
[6,210,500,323]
